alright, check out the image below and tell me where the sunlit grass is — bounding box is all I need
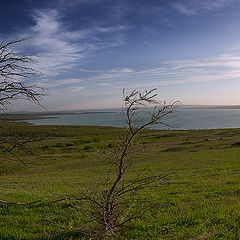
[1,124,240,239]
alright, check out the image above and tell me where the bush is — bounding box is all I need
[83,145,93,151]
[54,142,66,148]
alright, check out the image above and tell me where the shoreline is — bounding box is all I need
[2,108,240,130]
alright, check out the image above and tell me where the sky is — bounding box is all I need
[2,0,240,111]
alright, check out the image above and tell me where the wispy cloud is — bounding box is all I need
[110,68,133,73]
[67,86,85,92]
[84,54,240,89]
[20,4,240,94]
[20,8,128,87]
[26,9,85,77]
[39,78,83,88]
[171,0,239,15]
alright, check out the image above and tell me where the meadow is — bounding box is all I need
[1,122,240,239]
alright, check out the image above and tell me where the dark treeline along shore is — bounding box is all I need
[0,109,120,121]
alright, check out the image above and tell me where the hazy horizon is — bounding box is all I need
[3,104,240,115]
[2,0,240,111]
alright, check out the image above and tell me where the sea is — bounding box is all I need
[23,108,240,130]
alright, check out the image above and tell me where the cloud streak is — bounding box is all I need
[171,0,239,15]
[84,54,240,90]
[27,9,85,77]
[19,6,240,98]
[20,8,128,87]
[39,78,83,88]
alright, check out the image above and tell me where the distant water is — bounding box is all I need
[24,109,240,130]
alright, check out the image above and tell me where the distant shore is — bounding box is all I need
[0,110,119,122]
[1,106,240,127]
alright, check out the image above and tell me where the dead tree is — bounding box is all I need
[0,38,44,165]
[80,88,180,237]
[0,38,43,111]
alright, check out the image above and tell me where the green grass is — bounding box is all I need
[1,124,240,239]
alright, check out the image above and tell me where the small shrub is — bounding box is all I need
[65,143,74,147]
[83,145,93,151]
[41,145,50,150]
[232,141,240,147]
[162,147,184,152]
[74,138,93,145]
[107,143,114,148]
[49,147,61,153]
[54,142,66,148]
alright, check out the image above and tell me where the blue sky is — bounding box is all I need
[2,0,240,110]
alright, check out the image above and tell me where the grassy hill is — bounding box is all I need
[1,123,240,239]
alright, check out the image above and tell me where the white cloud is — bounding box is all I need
[170,54,240,70]
[110,68,133,73]
[19,8,128,89]
[83,54,240,90]
[39,78,83,88]
[28,9,84,77]
[68,86,85,92]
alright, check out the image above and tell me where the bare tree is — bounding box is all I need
[0,38,44,166]
[80,88,180,237]
[0,38,43,111]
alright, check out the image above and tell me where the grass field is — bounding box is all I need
[1,122,240,239]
